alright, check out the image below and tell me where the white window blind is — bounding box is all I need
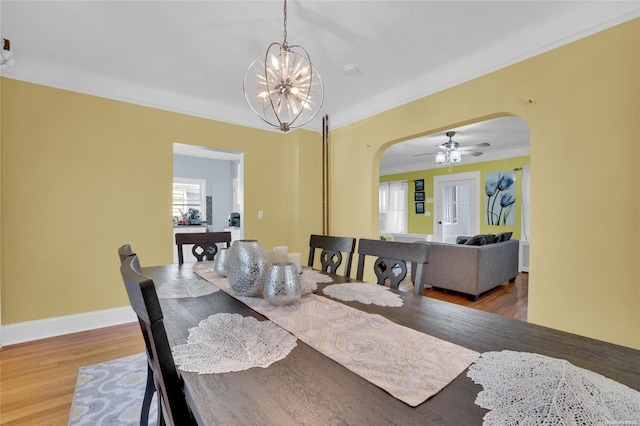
[173,178,206,220]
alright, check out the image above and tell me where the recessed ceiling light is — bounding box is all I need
[343,64,359,76]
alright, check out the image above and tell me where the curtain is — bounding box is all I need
[521,165,531,241]
[379,181,407,234]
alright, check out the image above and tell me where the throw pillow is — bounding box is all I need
[464,234,487,246]
[457,237,469,245]
[496,232,513,242]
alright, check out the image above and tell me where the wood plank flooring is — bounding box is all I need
[424,272,529,321]
[0,273,527,425]
[0,322,145,425]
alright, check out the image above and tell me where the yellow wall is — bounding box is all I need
[331,19,639,349]
[0,80,322,324]
[381,156,530,238]
[1,19,638,350]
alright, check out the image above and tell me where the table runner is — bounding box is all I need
[197,271,479,407]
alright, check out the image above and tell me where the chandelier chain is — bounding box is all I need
[282,0,288,46]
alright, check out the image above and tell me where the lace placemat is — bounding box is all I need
[192,262,216,273]
[173,313,297,374]
[467,350,640,425]
[197,271,479,407]
[301,268,334,293]
[156,279,219,299]
[322,282,403,307]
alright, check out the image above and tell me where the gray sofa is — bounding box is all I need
[412,239,519,301]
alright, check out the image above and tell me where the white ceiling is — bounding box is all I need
[380,116,530,175]
[2,1,639,171]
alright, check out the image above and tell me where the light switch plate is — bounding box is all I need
[258,210,264,219]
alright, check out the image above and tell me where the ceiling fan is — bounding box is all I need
[412,131,490,165]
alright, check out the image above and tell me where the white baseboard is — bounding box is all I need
[1,306,137,347]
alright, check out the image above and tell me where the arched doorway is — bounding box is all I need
[378,116,530,320]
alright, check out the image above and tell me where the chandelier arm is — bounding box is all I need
[264,42,287,129]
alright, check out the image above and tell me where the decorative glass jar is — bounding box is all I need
[213,248,228,277]
[264,262,302,305]
[225,240,267,296]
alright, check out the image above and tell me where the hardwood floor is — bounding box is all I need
[0,273,527,425]
[423,272,529,321]
[0,322,145,425]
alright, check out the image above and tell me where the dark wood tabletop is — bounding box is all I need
[144,262,640,426]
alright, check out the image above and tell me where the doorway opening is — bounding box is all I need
[172,143,244,262]
[434,171,480,243]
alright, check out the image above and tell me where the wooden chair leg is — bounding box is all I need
[140,364,155,426]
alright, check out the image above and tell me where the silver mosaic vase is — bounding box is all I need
[213,248,228,277]
[225,240,267,296]
[264,262,302,306]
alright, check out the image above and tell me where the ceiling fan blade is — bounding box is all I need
[461,150,484,156]
[411,152,438,157]
[460,142,490,150]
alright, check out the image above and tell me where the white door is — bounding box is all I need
[434,171,480,243]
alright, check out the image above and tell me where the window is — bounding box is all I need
[379,180,408,234]
[173,178,206,222]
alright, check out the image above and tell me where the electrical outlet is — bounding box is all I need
[258,210,264,219]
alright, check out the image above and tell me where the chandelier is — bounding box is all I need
[243,0,324,132]
[1,39,15,69]
[435,131,463,166]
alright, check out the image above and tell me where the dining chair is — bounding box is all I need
[307,234,356,277]
[175,231,232,265]
[355,238,431,295]
[117,244,157,426]
[117,243,136,263]
[120,255,197,426]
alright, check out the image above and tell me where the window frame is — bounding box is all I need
[173,177,207,222]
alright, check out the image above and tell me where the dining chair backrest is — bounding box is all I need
[175,231,232,265]
[308,234,356,277]
[117,244,157,426]
[355,238,431,295]
[118,243,136,263]
[120,255,196,425]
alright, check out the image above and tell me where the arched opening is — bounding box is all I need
[378,115,530,320]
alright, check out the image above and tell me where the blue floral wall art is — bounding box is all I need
[485,171,516,226]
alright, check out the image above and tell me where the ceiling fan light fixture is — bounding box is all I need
[435,152,446,164]
[450,149,462,163]
[243,0,324,132]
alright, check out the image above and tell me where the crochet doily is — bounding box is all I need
[467,350,640,425]
[156,279,219,299]
[301,268,334,294]
[172,313,297,374]
[322,282,404,307]
[191,262,215,273]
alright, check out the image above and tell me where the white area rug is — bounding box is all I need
[69,353,157,425]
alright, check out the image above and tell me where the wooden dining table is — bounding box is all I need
[143,262,640,425]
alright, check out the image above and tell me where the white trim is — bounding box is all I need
[0,306,137,346]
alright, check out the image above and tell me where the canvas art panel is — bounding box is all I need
[485,171,516,226]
